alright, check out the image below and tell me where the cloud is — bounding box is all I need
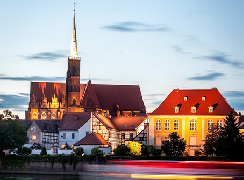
[0,94,29,112]
[20,51,67,61]
[198,52,243,68]
[0,75,66,82]
[188,72,224,81]
[171,45,189,54]
[223,91,244,98]
[152,100,163,106]
[104,21,170,32]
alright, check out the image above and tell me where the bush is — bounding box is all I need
[74,147,84,156]
[17,146,32,155]
[113,145,130,156]
[40,147,47,156]
[91,147,104,156]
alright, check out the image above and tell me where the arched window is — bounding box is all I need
[217,119,223,130]
[51,112,56,119]
[208,119,213,130]
[41,112,47,119]
[190,119,196,131]
[174,119,179,131]
[165,119,170,131]
[156,120,161,131]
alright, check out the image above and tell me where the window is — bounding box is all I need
[208,119,213,130]
[139,137,144,141]
[86,131,90,136]
[156,120,161,131]
[87,100,93,108]
[202,96,206,101]
[41,112,47,119]
[184,96,188,101]
[191,106,196,113]
[175,107,179,113]
[51,112,56,119]
[122,125,127,128]
[217,119,223,130]
[72,133,75,139]
[63,133,66,139]
[164,135,169,141]
[190,119,196,131]
[130,125,135,128]
[121,133,125,139]
[174,119,179,131]
[165,119,170,131]
[209,106,213,113]
[32,135,36,140]
[155,135,161,146]
[130,133,133,140]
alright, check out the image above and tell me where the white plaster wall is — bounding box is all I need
[31,148,53,155]
[58,148,73,155]
[59,130,78,147]
[74,145,111,155]
[78,119,91,140]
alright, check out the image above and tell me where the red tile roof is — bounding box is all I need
[93,113,117,130]
[111,116,147,131]
[59,112,91,130]
[151,88,238,116]
[74,133,108,145]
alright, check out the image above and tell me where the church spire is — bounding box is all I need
[70,4,78,57]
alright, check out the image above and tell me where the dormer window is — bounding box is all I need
[175,107,179,113]
[122,125,127,128]
[202,96,206,101]
[184,96,188,101]
[73,115,78,121]
[209,106,213,113]
[130,125,135,128]
[191,106,196,113]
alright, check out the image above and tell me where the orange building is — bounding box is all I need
[148,88,239,156]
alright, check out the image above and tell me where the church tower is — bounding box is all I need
[66,8,81,111]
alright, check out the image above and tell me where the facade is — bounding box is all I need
[148,88,239,156]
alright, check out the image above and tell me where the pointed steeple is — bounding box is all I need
[70,5,78,57]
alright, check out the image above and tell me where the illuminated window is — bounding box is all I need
[175,107,179,113]
[165,119,170,131]
[51,112,56,119]
[190,119,196,131]
[174,119,179,131]
[32,135,36,140]
[156,120,161,131]
[209,106,213,113]
[41,112,47,119]
[155,135,161,146]
[217,119,223,130]
[202,96,206,101]
[191,106,196,113]
[184,96,188,101]
[208,119,213,130]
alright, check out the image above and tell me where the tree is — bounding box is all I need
[40,147,47,155]
[91,146,104,156]
[17,146,32,155]
[74,147,84,156]
[161,132,186,156]
[215,111,244,158]
[148,145,161,156]
[113,145,130,156]
[0,110,27,155]
[127,142,141,156]
[204,124,219,156]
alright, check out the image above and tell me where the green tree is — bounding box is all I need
[91,146,104,156]
[113,145,130,156]
[161,132,186,156]
[17,146,32,155]
[215,111,244,158]
[40,147,47,155]
[0,110,27,155]
[148,145,161,156]
[74,147,84,156]
[204,124,219,156]
[127,142,141,156]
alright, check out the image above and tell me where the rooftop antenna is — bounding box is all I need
[74,3,76,11]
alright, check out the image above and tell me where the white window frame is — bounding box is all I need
[156,119,161,131]
[190,119,196,131]
[217,119,223,130]
[174,119,179,131]
[165,119,170,131]
[208,119,213,130]
[155,134,161,146]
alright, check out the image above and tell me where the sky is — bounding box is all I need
[0,1,244,119]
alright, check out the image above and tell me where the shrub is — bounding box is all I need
[74,147,84,156]
[40,147,47,156]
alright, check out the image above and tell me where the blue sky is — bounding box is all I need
[0,1,244,118]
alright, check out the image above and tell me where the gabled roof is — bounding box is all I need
[92,84,146,112]
[93,113,116,129]
[59,112,90,130]
[151,88,238,116]
[74,133,108,146]
[111,116,146,131]
[20,120,60,133]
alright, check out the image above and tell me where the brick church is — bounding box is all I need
[25,9,146,120]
